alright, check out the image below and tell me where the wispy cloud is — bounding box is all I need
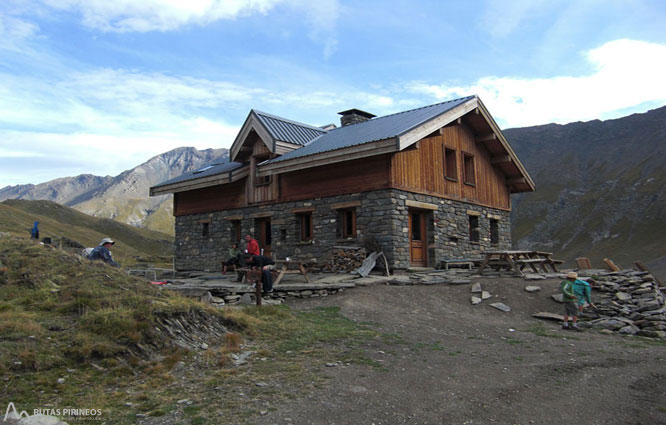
[41,0,283,32]
[479,0,552,38]
[0,14,40,51]
[407,39,666,128]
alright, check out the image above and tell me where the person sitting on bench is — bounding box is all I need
[222,243,242,274]
[242,254,275,293]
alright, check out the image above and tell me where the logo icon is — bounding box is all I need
[3,402,29,421]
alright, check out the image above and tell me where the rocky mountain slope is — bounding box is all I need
[0,147,228,235]
[505,105,666,276]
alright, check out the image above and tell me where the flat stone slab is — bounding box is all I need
[524,274,546,280]
[525,286,542,293]
[471,296,482,305]
[471,282,482,293]
[532,312,564,321]
[551,294,564,303]
[481,291,492,300]
[615,292,632,301]
[315,275,357,284]
[449,279,472,285]
[489,302,511,312]
[352,276,393,286]
[166,281,356,294]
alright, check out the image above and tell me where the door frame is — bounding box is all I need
[408,208,428,267]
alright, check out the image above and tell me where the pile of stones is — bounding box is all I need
[582,270,665,338]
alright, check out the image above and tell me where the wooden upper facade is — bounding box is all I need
[151,96,534,215]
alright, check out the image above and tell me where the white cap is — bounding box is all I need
[100,238,115,245]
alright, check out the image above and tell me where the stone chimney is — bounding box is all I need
[338,108,376,127]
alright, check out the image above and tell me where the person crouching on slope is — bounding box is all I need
[88,238,120,267]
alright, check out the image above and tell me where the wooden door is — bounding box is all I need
[255,218,272,257]
[409,210,427,267]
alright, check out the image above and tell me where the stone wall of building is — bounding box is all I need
[174,189,512,271]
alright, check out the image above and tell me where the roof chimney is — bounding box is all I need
[338,108,376,127]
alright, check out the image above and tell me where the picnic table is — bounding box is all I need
[273,259,312,285]
[478,250,563,276]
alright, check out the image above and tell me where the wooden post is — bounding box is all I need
[247,270,263,306]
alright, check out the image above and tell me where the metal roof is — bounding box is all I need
[268,96,475,164]
[254,110,327,146]
[151,160,246,189]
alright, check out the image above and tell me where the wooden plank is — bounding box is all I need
[575,257,592,269]
[405,200,438,211]
[603,258,621,272]
[331,201,362,209]
[491,155,512,164]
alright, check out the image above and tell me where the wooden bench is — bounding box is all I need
[439,259,480,270]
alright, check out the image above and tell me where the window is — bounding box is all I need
[297,213,313,241]
[202,222,209,238]
[230,220,241,244]
[490,219,499,246]
[254,155,272,186]
[463,152,476,186]
[444,147,458,181]
[468,215,479,243]
[338,209,357,239]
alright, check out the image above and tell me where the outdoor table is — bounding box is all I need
[478,250,561,276]
[273,259,312,285]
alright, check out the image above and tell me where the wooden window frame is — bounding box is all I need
[468,215,479,243]
[253,154,272,187]
[462,151,476,186]
[230,220,241,244]
[340,208,357,239]
[297,212,313,242]
[443,146,458,182]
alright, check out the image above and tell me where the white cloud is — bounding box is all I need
[407,39,666,128]
[42,0,283,32]
[0,14,40,51]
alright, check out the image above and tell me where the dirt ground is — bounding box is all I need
[251,276,666,425]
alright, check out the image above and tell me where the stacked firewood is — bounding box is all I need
[318,246,366,273]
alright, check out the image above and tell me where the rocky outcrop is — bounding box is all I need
[0,147,228,235]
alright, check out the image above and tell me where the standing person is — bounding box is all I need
[573,274,596,316]
[245,234,260,256]
[30,221,39,241]
[222,243,242,274]
[243,254,275,293]
[88,238,120,267]
[561,271,582,331]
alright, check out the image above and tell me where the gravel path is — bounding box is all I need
[251,277,666,425]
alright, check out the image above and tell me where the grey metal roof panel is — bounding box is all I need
[268,96,475,163]
[152,160,246,189]
[254,110,326,146]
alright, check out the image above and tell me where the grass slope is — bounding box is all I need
[0,236,380,424]
[0,199,173,267]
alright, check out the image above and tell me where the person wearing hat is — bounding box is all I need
[561,271,592,331]
[573,274,596,316]
[87,238,120,267]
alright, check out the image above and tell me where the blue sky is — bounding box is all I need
[1,0,665,188]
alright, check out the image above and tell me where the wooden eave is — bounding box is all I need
[230,111,276,162]
[256,138,399,177]
[472,98,536,193]
[149,165,249,196]
[395,97,480,150]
